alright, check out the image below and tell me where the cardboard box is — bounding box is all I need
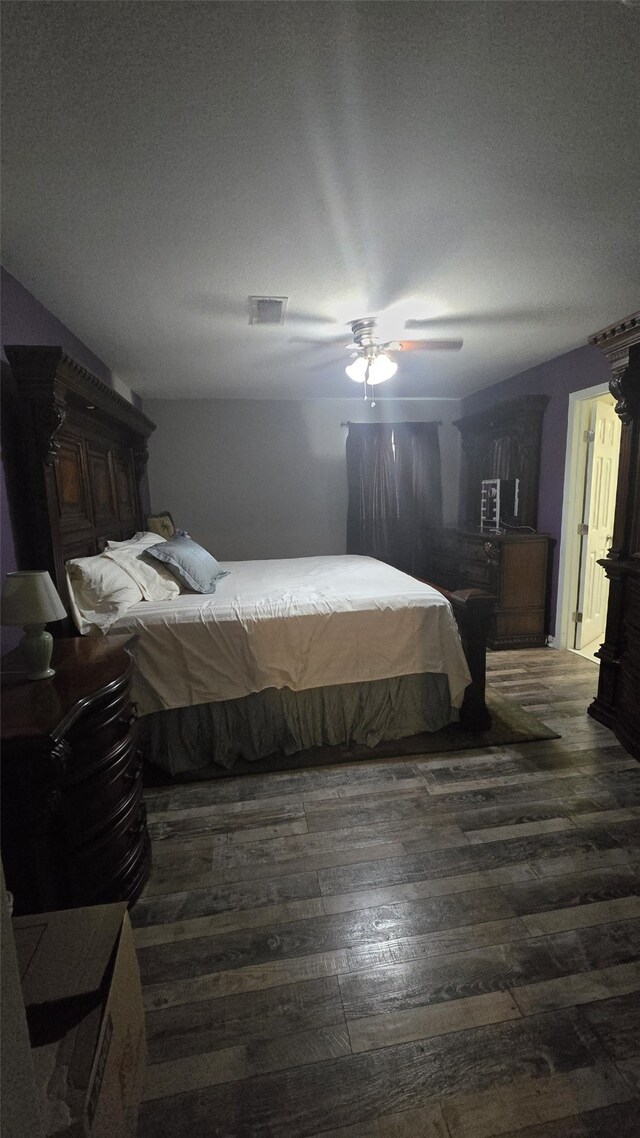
[13,903,146,1138]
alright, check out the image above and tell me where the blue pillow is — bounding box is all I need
[144,535,229,594]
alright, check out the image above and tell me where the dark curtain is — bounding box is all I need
[394,421,443,576]
[346,423,399,561]
[346,421,442,575]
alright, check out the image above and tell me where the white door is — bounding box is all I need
[575,395,621,649]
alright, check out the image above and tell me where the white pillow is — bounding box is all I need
[66,556,144,635]
[103,546,180,601]
[106,531,167,551]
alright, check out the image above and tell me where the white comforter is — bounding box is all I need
[110,555,471,715]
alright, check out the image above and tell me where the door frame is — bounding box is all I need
[555,380,613,650]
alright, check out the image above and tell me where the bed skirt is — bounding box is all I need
[138,671,454,777]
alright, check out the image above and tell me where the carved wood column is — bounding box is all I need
[590,316,640,560]
[587,313,640,759]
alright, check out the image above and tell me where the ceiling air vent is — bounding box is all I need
[249,296,288,325]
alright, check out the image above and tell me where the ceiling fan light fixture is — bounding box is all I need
[345,352,397,385]
[345,356,368,382]
[369,353,397,384]
[342,315,459,402]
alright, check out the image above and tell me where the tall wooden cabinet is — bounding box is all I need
[427,393,552,649]
[454,395,549,531]
[588,314,640,759]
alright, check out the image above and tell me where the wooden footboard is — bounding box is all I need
[427,583,495,731]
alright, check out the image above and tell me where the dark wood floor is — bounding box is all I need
[133,649,640,1138]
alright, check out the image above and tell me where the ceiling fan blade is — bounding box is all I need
[308,352,350,371]
[385,339,464,352]
[289,333,350,347]
[286,311,338,326]
[404,306,564,330]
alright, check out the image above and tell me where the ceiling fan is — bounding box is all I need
[342,317,463,403]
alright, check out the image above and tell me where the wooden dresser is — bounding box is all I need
[1,636,151,916]
[428,528,553,649]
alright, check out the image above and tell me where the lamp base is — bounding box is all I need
[27,667,56,681]
[21,625,56,681]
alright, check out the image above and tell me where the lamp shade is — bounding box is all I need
[1,571,67,626]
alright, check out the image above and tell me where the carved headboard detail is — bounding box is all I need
[4,346,155,630]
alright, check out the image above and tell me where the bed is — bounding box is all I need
[105,552,474,774]
[4,345,493,778]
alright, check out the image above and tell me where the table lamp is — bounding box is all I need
[1,571,67,679]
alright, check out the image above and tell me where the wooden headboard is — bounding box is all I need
[4,346,155,631]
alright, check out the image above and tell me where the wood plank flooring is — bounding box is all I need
[133,648,640,1137]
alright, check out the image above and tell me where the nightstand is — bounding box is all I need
[1,636,151,915]
[428,529,553,648]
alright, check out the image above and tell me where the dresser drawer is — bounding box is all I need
[460,538,490,564]
[66,689,136,760]
[64,669,131,729]
[460,561,494,588]
[89,831,151,909]
[65,787,146,894]
[65,713,139,787]
[59,735,143,845]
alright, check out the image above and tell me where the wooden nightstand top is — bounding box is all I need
[1,635,135,742]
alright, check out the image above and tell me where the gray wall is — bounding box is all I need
[145,399,461,561]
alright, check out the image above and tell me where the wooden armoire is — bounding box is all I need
[587,313,640,759]
[426,394,553,649]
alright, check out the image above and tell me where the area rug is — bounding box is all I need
[349,686,561,761]
[145,686,560,784]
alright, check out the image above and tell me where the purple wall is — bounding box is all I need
[1,267,115,382]
[460,343,611,637]
[0,267,122,651]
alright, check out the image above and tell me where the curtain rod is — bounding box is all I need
[341,419,443,427]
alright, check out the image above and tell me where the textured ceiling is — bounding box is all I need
[1,1,639,400]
